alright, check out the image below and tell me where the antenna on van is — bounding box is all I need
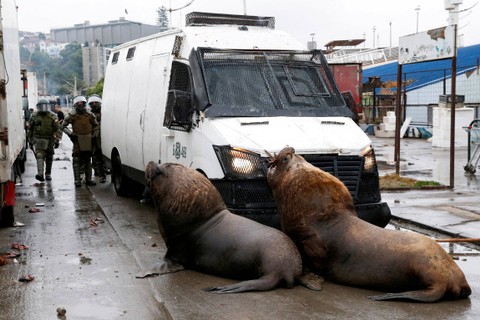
[167,0,197,28]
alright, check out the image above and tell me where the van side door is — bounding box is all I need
[142,53,171,166]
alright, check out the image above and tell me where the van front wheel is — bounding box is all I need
[112,153,130,197]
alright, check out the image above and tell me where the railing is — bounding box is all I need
[326,47,399,67]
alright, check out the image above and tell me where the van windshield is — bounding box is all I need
[194,49,351,118]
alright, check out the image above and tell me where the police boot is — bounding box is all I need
[85,161,96,186]
[73,157,82,187]
[97,158,106,183]
[35,158,45,182]
[45,157,53,181]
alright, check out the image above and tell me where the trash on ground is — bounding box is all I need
[18,274,34,282]
[4,251,21,258]
[89,217,104,226]
[79,256,92,265]
[56,307,67,316]
[28,207,41,213]
[11,243,29,250]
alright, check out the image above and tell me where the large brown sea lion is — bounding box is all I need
[267,146,472,302]
[140,161,322,293]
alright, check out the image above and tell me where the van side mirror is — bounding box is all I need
[189,49,211,111]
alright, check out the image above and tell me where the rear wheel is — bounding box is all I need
[0,206,14,228]
[464,164,476,174]
[111,153,130,197]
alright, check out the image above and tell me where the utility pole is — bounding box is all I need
[415,5,421,33]
[389,22,392,57]
[389,22,392,47]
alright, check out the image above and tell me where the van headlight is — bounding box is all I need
[213,145,266,179]
[361,146,377,173]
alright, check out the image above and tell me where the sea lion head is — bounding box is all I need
[267,146,356,221]
[145,161,163,189]
[144,162,227,239]
[267,146,306,187]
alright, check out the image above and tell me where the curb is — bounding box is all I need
[390,216,480,251]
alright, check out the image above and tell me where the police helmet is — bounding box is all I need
[87,94,102,105]
[36,98,50,113]
[73,95,87,112]
[88,94,102,112]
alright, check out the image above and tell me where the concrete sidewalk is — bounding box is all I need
[373,136,480,241]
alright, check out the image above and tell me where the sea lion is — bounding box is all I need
[139,161,323,293]
[267,146,472,302]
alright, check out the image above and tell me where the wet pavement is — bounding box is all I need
[0,140,169,319]
[0,137,479,319]
[373,135,480,240]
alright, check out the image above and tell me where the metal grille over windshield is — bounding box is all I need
[198,49,347,117]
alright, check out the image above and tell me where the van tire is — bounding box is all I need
[0,206,14,228]
[112,153,130,197]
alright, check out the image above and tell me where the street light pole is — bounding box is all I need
[389,22,392,47]
[372,26,376,48]
[415,5,421,33]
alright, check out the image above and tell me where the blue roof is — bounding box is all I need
[362,44,480,92]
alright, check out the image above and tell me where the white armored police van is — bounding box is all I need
[101,12,391,227]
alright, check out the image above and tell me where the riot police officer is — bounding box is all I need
[88,94,106,183]
[61,95,99,187]
[27,98,61,181]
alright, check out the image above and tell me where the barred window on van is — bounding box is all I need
[126,47,136,60]
[111,52,120,64]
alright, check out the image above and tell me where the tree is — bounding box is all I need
[19,46,33,68]
[19,39,86,96]
[25,49,56,94]
[157,6,169,31]
[44,43,83,94]
[86,78,104,97]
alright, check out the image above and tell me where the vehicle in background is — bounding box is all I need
[101,12,391,228]
[0,0,25,227]
[329,63,363,123]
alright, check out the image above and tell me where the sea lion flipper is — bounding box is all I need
[368,288,445,302]
[204,276,281,294]
[135,258,185,279]
[297,272,324,291]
